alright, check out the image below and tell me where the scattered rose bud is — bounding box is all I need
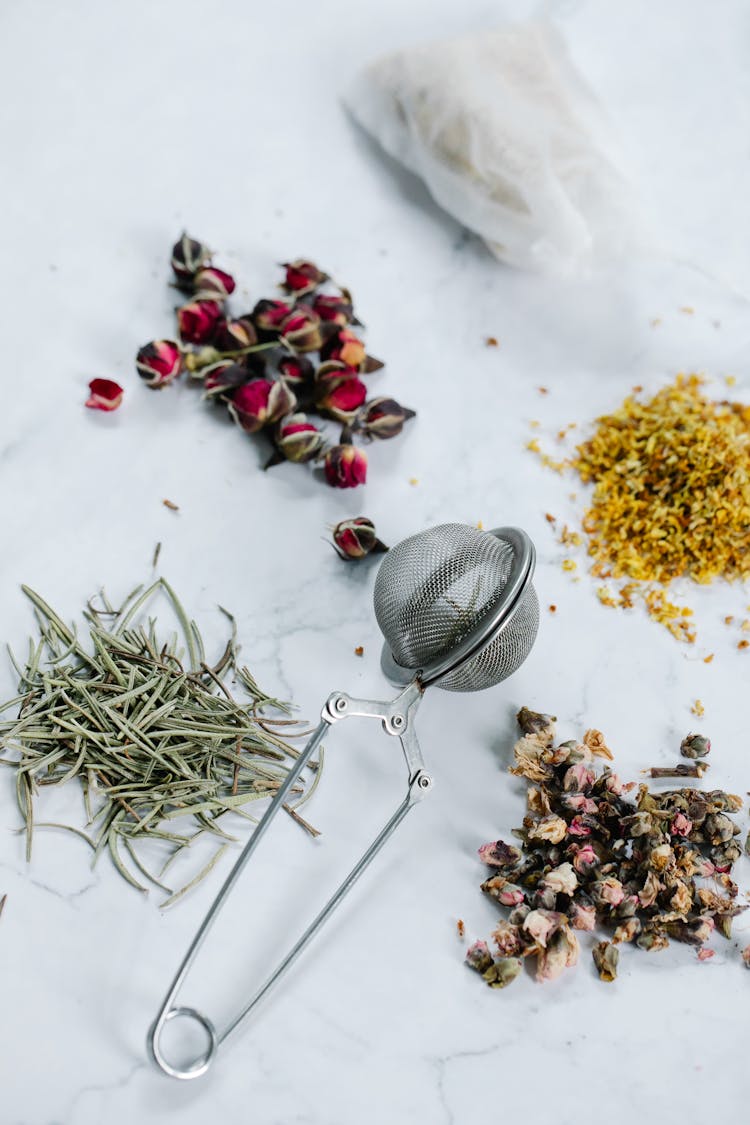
[315,366,367,422]
[228,379,297,433]
[251,298,292,335]
[478,840,522,868]
[192,266,236,301]
[281,259,328,294]
[275,413,325,463]
[280,306,323,353]
[592,941,619,982]
[321,327,366,370]
[312,292,354,325]
[177,299,223,344]
[213,316,258,352]
[356,397,416,440]
[202,362,249,398]
[331,516,387,560]
[482,957,523,989]
[136,339,183,388]
[85,378,124,412]
[680,732,711,759]
[171,232,211,287]
[323,444,367,489]
[278,354,314,388]
[465,940,494,975]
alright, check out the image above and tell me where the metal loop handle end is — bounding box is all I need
[148,1006,218,1081]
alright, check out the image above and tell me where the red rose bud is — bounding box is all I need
[171,233,211,288]
[321,327,366,369]
[280,306,323,353]
[85,378,123,412]
[357,396,416,440]
[193,266,236,301]
[275,413,325,463]
[278,354,314,388]
[311,292,358,327]
[213,316,258,351]
[228,378,297,433]
[136,339,183,388]
[202,362,249,398]
[177,299,223,344]
[314,364,367,421]
[251,298,293,336]
[281,259,327,294]
[323,444,367,489]
[332,517,387,560]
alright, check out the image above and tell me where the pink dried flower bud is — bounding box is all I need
[595,876,625,906]
[321,327,367,370]
[478,840,522,868]
[491,920,524,957]
[136,339,183,388]
[312,292,354,325]
[356,397,416,441]
[697,948,714,961]
[465,940,494,975]
[567,816,592,837]
[252,298,293,335]
[275,413,325,463]
[213,316,258,351]
[535,923,579,982]
[228,378,297,433]
[85,378,123,412]
[281,259,328,293]
[177,299,223,344]
[523,908,564,948]
[695,858,716,878]
[171,232,211,287]
[541,862,578,897]
[604,773,625,795]
[496,885,525,907]
[670,812,693,837]
[315,365,368,422]
[193,266,236,301]
[202,362,249,398]
[571,843,598,874]
[280,306,323,352]
[331,517,387,560]
[563,762,596,792]
[323,444,367,489]
[278,354,315,388]
[568,901,597,931]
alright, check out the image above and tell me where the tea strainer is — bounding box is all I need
[148,523,538,1079]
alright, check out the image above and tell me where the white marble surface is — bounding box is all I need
[1,0,750,1121]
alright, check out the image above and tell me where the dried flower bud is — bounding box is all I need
[592,876,624,906]
[523,909,564,948]
[592,941,619,982]
[252,298,293,336]
[278,354,315,388]
[570,843,599,875]
[563,763,596,792]
[213,316,258,352]
[136,339,183,388]
[478,840,522,868]
[193,266,236,301]
[541,862,578,897]
[228,379,297,433]
[612,917,641,943]
[704,813,735,845]
[85,378,123,412]
[177,299,223,344]
[281,259,327,294]
[323,444,367,489]
[670,812,693,837]
[680,732,711,759]
[516,707,557,743]
[171,232,211,287]
[312,292,354,325]
[482,957,523,989]
[331,517,387,560]
[567,816,592,837]
[568,900,596,931]
[275,413,325,463]
[355,397,416,441]
[527,814,567,844]
[535,922,579,982]
[491,920,524,957]
[315,365,367,422]
[465,940,494,975]
[321,327,367,370]
[280,306,323,352]
[202,362,249,398]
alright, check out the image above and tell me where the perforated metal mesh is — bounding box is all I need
[374,524,538,693]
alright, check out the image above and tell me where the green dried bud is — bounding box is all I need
[680,732,711,759]
[516,707,557,743]
[482,957,523,989]
[636,928,670,953]
[704,813,735,845]
[592,941,619,981]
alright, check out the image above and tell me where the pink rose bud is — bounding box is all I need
[278,354,315,388]
[275,413,325,463]
[171,232,211,288]
[280,306,323,353]
[567,816,592,837]
[136,339,183,388]
[177,299,223,344]
[321,327,366,370]
[192,266,236,301]
[331,517,387,560]
[312,292,355,326]
[213,316,258,351]
[252,298,293,335]
[281,259,327,293]
[85,378,124,412]
[357,397,416,440]
[228,378,297,433]
[670,812,693,837]
[323,444,367,489]
[202,362,250,398]
[315,364,367,422]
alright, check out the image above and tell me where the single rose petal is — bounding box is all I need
[86,378,124,412]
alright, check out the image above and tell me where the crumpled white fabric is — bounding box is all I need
[344,23,633,275]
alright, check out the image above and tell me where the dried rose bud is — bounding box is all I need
[516,707,557,742]
[523,909,564,948]
[331,517,387,560]
[252,298,293,336]
[563,763,596,792]
[593,876,625,907]
[202,362,249,398]
[213,316,258,352]
[136,339,183,388]
[482,957,523,989]
[177,299,223,344]
[280,306,323,352]
[478,840,522,868]
[680,732,711,759]
[275,413,325,463]
[570,843,598,875]
[321,327,366,369]
[278,354,315,388]
[568,901,596,931]
[669,812,693,837]
[171,232,211,287]
[193,266,236,301]
[527,814,567,844]
[465,940,494,975]
[315,365,368,422]
[612,917,641,943]
[491,920,524,957]
[356,397,416,440]
[228,379,297,433]
[592,941,619,982]
[281,259,328,293]
[323,444,367,489]
[85,378,123,412]
[312,292,354,325]
[541,862,577,897]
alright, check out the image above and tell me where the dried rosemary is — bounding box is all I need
[0,579,321,906]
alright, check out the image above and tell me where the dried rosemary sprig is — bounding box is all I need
[0,580,321,906]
